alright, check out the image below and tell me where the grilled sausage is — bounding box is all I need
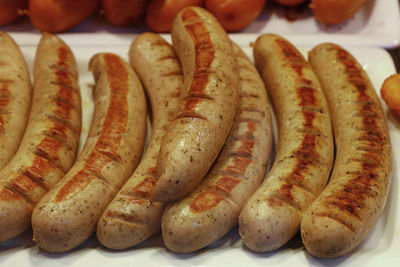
[301,43,392,258]
[32,53,147,252]
[151,6,240,202]
[97,33,182,250]
[0,31,32,169]
[238,34,334,252]
[162,42,273,253]
[0,33,81,242]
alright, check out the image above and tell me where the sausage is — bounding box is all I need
[97,33,182,250]
[162,42,273,253]
[32,53,147,252]
[238,34,334,252]
[151,6,240,202]
[0,31,32,169]
[0,33,81,242]
[301,43,392,258]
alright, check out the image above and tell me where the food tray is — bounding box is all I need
[0,33,398,266]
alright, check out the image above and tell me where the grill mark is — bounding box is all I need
[190,190,226,213]
[324,46,382,218]
[146,167,158,176]
[225,156,253,177]
[185,93,213,100]
[0,82,11,131]
[214,175,242,196]
[298,87,317,107]
[6,175,40,205]
[313,212,355,232]
[281,83,319,203]
[132,177,157,197]
[53,48,76,125]
[356,145,384,154]
[116,194,148,204]
[296,127,323,137]
[180,8,215,119]
[20,169,50,193]
[282,173,314,196]
[105,209,146,225]
[43,122,69,148]
[161,70,183,77]
[46,113,77,134]
[276,38,306,75]
[268,190,302,212]
[55,54,129,202]
[50,81,79,92]
[49,65,77,79]
[23,155,58,192]
[57,46,69,67]
[0,186,21,201]
[0,184,32,205]
[33,136,63,171]
[267,197,283,207]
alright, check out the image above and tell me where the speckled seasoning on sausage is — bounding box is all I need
[31,52,146,253]
[161,42,273,253]
[97,33,182,250]
[301,43,392,258]
[238,34,334,252]
[151,6,240,202]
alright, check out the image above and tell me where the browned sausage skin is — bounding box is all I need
[97,33,182,250]
[151,6,240,202]
[161,42,273,253]
[32,53,146,252]
[0,33,81,242]
[239,34,334,252]
[301,43,392,258]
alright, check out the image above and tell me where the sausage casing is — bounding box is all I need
[32,53,146,252]
[162,42,273,253]
[0,31,32,169]
[151,6,240,202]
[97,33,182,250]
[0,33,81,242]
[239,34,334,252]
[301,43,392,258]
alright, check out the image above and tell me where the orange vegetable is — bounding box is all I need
[381,74,400,119]
[102,0,147,27]
[205,0,266,32]
[310,0,367,25]
[274,0,307,6]
[146,0,204,32]
[28,0,100,32]
[0,0,28,26]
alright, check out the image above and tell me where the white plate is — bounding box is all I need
[0,34,399,267]
[2,0,400,48]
